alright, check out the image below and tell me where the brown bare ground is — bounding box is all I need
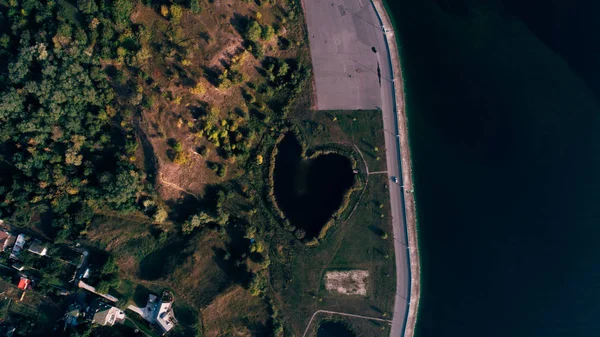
[325,270,369,296]
[166,233,231,307]
[201,285,270,337]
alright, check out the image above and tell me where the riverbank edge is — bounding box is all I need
[370,1,421,337]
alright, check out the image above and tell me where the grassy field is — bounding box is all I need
[268,172,395,336]
[295,110,388,173]
[260,107,395,336]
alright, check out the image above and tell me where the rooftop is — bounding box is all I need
[27,240,47,256]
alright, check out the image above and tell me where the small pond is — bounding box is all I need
[316,321,357,337]
[273,133,355,238]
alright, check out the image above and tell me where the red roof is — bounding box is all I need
[17,278,30,290]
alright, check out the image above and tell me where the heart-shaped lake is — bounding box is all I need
[273,133,355,239]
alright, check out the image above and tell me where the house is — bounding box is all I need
[0,231,16,252]
[27,240,47,256]
[65,303,82,326]
[155,297,176,334]
[128,291,177,335]
[82,267,91,279]
[17,277,30,290]
[9,234,26,260]
[89,301,125,326]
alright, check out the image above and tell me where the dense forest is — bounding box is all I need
[0,0,150,241]
[0,0,310,335]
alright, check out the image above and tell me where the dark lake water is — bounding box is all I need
[383,0,600,336]
[273,134,355,238]
[316,321,356,337]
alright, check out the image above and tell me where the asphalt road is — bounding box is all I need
[302,0,410,336]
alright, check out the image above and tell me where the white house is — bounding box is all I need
[90,301,125,326]
[9,234,26,260]
[128,292,177,334]
[27,240,47,256]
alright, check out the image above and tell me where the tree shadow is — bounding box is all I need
[133,284,152,307]
[135,121,157,185]
[200,65,221,87]
[370,305,383,314]
[139,240,193,281]
[229,12,250,37]
[188,102,209,119]
[368,225,385,237]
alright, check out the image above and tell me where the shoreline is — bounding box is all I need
[369,1,421,337]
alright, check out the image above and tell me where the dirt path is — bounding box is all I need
[158,173,201,202]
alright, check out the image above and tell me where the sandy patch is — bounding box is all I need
[325,270,369,295]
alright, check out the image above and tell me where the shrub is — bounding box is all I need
[190,82,206,95]
[174,151,187,164]
[190,0,202,13]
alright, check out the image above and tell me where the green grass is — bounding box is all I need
[124,315,161,337]
[266,111,396,336]
[295,110,387,173]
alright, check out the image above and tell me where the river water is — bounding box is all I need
[383,0,600,336]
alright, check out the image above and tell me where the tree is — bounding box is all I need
[153,207,168,224]
[261,25,275,40]
[77,0,98,14]
[248,274,267,297]
[161,5,169,18]
[277,60,289,77]
[246,20,262,42]
[190,0,202,13]
[173,141,183,153]
[170,4,183,22]
[113,0,134,25]
[182,211,214,234]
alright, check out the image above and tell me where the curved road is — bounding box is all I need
[301,0,415,336]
